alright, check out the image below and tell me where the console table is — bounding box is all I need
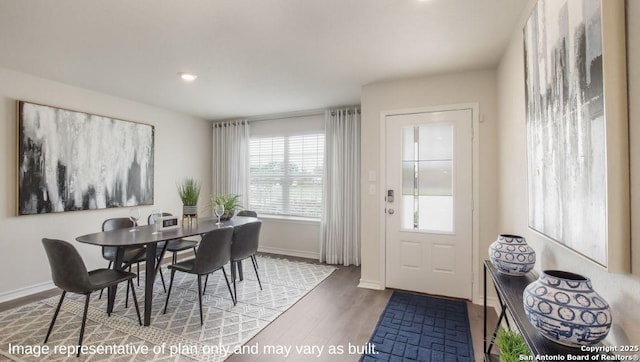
[483,260,614,361]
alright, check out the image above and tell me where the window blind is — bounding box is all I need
[248,114,324,218]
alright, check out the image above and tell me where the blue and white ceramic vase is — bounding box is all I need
[488,234,536,276]
[523,270,612,347]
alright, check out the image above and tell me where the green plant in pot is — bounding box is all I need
[177,178,201,217]
[210,194,241,220]
[495,327,530,362]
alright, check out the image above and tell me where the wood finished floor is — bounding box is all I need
[1,255,497,361]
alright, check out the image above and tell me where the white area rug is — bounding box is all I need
[0,256,335,361]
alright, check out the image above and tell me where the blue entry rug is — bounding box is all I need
[361,291,474,362]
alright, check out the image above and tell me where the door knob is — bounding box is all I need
[388,208,395,215]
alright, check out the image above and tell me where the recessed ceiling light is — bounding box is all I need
[179,72,197,81]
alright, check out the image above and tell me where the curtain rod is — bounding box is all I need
[211,105,360,125]
[212,119,249,128]
[329,109,360,116]
[248,109,325,123]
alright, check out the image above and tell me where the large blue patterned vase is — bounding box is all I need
[488,234,535,276]
[523,270,612,347]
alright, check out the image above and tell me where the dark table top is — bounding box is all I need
[76,216,258,247]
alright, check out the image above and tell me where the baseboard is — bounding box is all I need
[358,279,385,290]
[475,295,499,310]
[475,295,504,328]
[0,281,55,303]
[258,246,319,260]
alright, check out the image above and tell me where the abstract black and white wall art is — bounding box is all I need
[18,101,154,215]
[524,0,628,269]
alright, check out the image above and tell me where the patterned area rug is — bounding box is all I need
[0,256,335,361]
[361,292,474,362]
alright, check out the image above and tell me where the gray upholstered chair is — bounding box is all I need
[236,210,258,217]
[41,238,141,357]
[230,220,263,301]
[163,226,235,325]
[147,212,199,264]
[99,217,167,300]
[233,210,258,275]
[101,218,147,277]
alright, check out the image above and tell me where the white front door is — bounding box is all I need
[385,109,473,299]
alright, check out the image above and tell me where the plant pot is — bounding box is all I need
[488,234,536,276]
[523,270,612,347]
[183,205,198,217]
[220,211,234,220]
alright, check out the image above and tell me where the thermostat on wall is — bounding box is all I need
[157,215,180,231]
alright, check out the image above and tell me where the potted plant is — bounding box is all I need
[210,194,241,220]
[177,178,201,218]
[495,327,530,362]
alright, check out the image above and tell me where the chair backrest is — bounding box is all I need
[231,220,262,262]
[42,238,93,294]
[102,217,134,231]
[193,226,234,274]
[147,212,173,225]
[101,218,134,259]
[236,210,258,218]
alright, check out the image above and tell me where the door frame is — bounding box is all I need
[378,103,480,302]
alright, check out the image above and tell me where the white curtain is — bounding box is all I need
[320,108,361,266]
[212,120,250,207]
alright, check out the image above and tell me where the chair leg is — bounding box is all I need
[99,261,113,300]
[251,255,263,290]
[128,279,142,326]
[158,265,166,292]
[163,269,176,314]
[137,262,140,286]
[231,263,237,304]
[197,275,204,325]
[125,265,131,309]
[221,268,236,305]
[77,294,91,357]
[203,273,209,295]
[44,291,66,343]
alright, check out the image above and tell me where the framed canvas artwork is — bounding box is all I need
[524,0,629,272]
[17,101,155,215]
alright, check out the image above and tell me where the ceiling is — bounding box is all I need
[0,0,530,120]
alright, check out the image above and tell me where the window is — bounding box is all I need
[248,115,324,219]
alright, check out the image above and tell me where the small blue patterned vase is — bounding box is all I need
[523,270,612,347]
[488,234,535,276]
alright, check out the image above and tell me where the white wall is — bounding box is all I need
[259,219,320,259]
[0,67,212,301]
[359,70,500,302]
[496,2,640,346]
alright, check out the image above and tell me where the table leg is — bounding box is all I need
[144,242,157,326]
[237,260,244,281]
[483,263,488,355]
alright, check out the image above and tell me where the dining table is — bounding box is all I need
[76,215,258,326]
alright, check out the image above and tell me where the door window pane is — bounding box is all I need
[418,124,453,160]
[418,160,452,196]
[401,123,454,232]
